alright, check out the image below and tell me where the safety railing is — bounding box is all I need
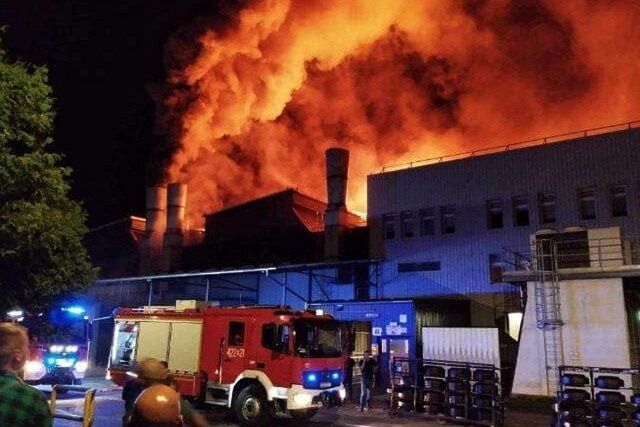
[502,236,640,274]
[382,119,640,172]
[49,384,97,427]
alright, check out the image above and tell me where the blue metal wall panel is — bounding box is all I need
[368,129,640,299]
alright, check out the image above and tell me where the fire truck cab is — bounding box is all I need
[108,302,346,426]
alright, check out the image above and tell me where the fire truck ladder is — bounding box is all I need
[533,239,564,395]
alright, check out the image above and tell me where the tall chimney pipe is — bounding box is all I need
[162,182,187,272]
[139,186,167,274]
[324,148,349,260]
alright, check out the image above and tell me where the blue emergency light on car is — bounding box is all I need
[331,371,340,381]
[62,306,86,316]
[306,373,318,383]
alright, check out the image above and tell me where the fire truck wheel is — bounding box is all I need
[234,384,270,427]
[289,408,318,421]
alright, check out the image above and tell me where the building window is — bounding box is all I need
[398,261,441,272]
[578,187,596,220]
[489,253,504,284]
[486,199,503,229]
[611,185,628,217]
[538,192,556,224]
[229,321,245,346]
[441,205,456,234]
[419,208,435,236]
[401,210,414,238]
[382,213,396,239]
[512,196,529,227]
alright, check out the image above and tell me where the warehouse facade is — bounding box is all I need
[366,125,640,329]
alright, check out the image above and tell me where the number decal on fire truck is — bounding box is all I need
[227,347,246,358]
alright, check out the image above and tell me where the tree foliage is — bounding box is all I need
[0,37,97,313]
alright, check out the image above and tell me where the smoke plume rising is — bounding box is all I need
[153,0,640,226]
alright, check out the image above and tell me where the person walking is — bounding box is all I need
[358,350,377,411]
[0,322,52,427]
[343,352,355,403]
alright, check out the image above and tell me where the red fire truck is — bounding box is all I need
[108,302,346,426]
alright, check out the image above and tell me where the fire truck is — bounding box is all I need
[108,301,346,426]
[7,305,91,386]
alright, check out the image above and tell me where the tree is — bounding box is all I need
[0,36,97,313]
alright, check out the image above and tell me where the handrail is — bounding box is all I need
[382,119,640,172]
[50,384,97,427]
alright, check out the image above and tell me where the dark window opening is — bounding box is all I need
[578,188,596,220]
[382,213,396,240]
[611,185,628,217]
[538,192,556,224]
[441,206,456,234]
[229,321,245,346]
[401,210,414,238]
[419,208,435,236]
[512,196,529,227]
[398,261,441,272]
[487,200,503,229]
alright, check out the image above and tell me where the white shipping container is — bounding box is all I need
[422,327,500,367]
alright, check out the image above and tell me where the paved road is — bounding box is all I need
[46,381,549,427]
[51,389,444,427]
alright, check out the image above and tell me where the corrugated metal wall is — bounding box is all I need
[368,129,640,302]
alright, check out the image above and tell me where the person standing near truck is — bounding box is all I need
[343,352,356,403]
[358,350,377,411]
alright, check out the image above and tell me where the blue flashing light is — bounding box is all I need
[306,373,318,383]
[46,358,56,366]
[331,371,340,381]
[62,306,86,316]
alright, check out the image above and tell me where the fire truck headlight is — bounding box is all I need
[75,361,88,373]
[293,393,313,407]
[25,360,45,374]
[65,345,78,353]
[50,345,64,353]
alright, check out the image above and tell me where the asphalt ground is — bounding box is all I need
[43,377,550,427]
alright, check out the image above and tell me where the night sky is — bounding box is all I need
[1,0,237,227]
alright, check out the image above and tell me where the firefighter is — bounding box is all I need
[127,384,182,427]
[122,358,208,427]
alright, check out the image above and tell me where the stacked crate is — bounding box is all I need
[555,366,639,427]
[418,360,504,426]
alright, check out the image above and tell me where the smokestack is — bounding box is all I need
[162,182,187,272]
[139,186,167,274]
[324,148,349,260]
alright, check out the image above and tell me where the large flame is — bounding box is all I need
[156,0,640,226]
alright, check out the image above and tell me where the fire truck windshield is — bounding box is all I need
[293,319,342,358]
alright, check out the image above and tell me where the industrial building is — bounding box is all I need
[86,121,640,395]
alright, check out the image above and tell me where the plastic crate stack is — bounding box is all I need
[555,366,640,427]
[420,360,504,426]
[389,357,418,414]
[422,364,446,415]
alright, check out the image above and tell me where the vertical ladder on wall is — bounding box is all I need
[533,239,564,395]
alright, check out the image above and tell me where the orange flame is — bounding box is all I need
[158,0,640,226]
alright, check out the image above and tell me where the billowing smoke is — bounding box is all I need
[153,0,640,226]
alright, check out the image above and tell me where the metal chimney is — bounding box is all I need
[162,182,187,272]
[139,186,167,274]
[324,148,349,260]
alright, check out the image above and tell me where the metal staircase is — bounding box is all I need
[533,239,564,394]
